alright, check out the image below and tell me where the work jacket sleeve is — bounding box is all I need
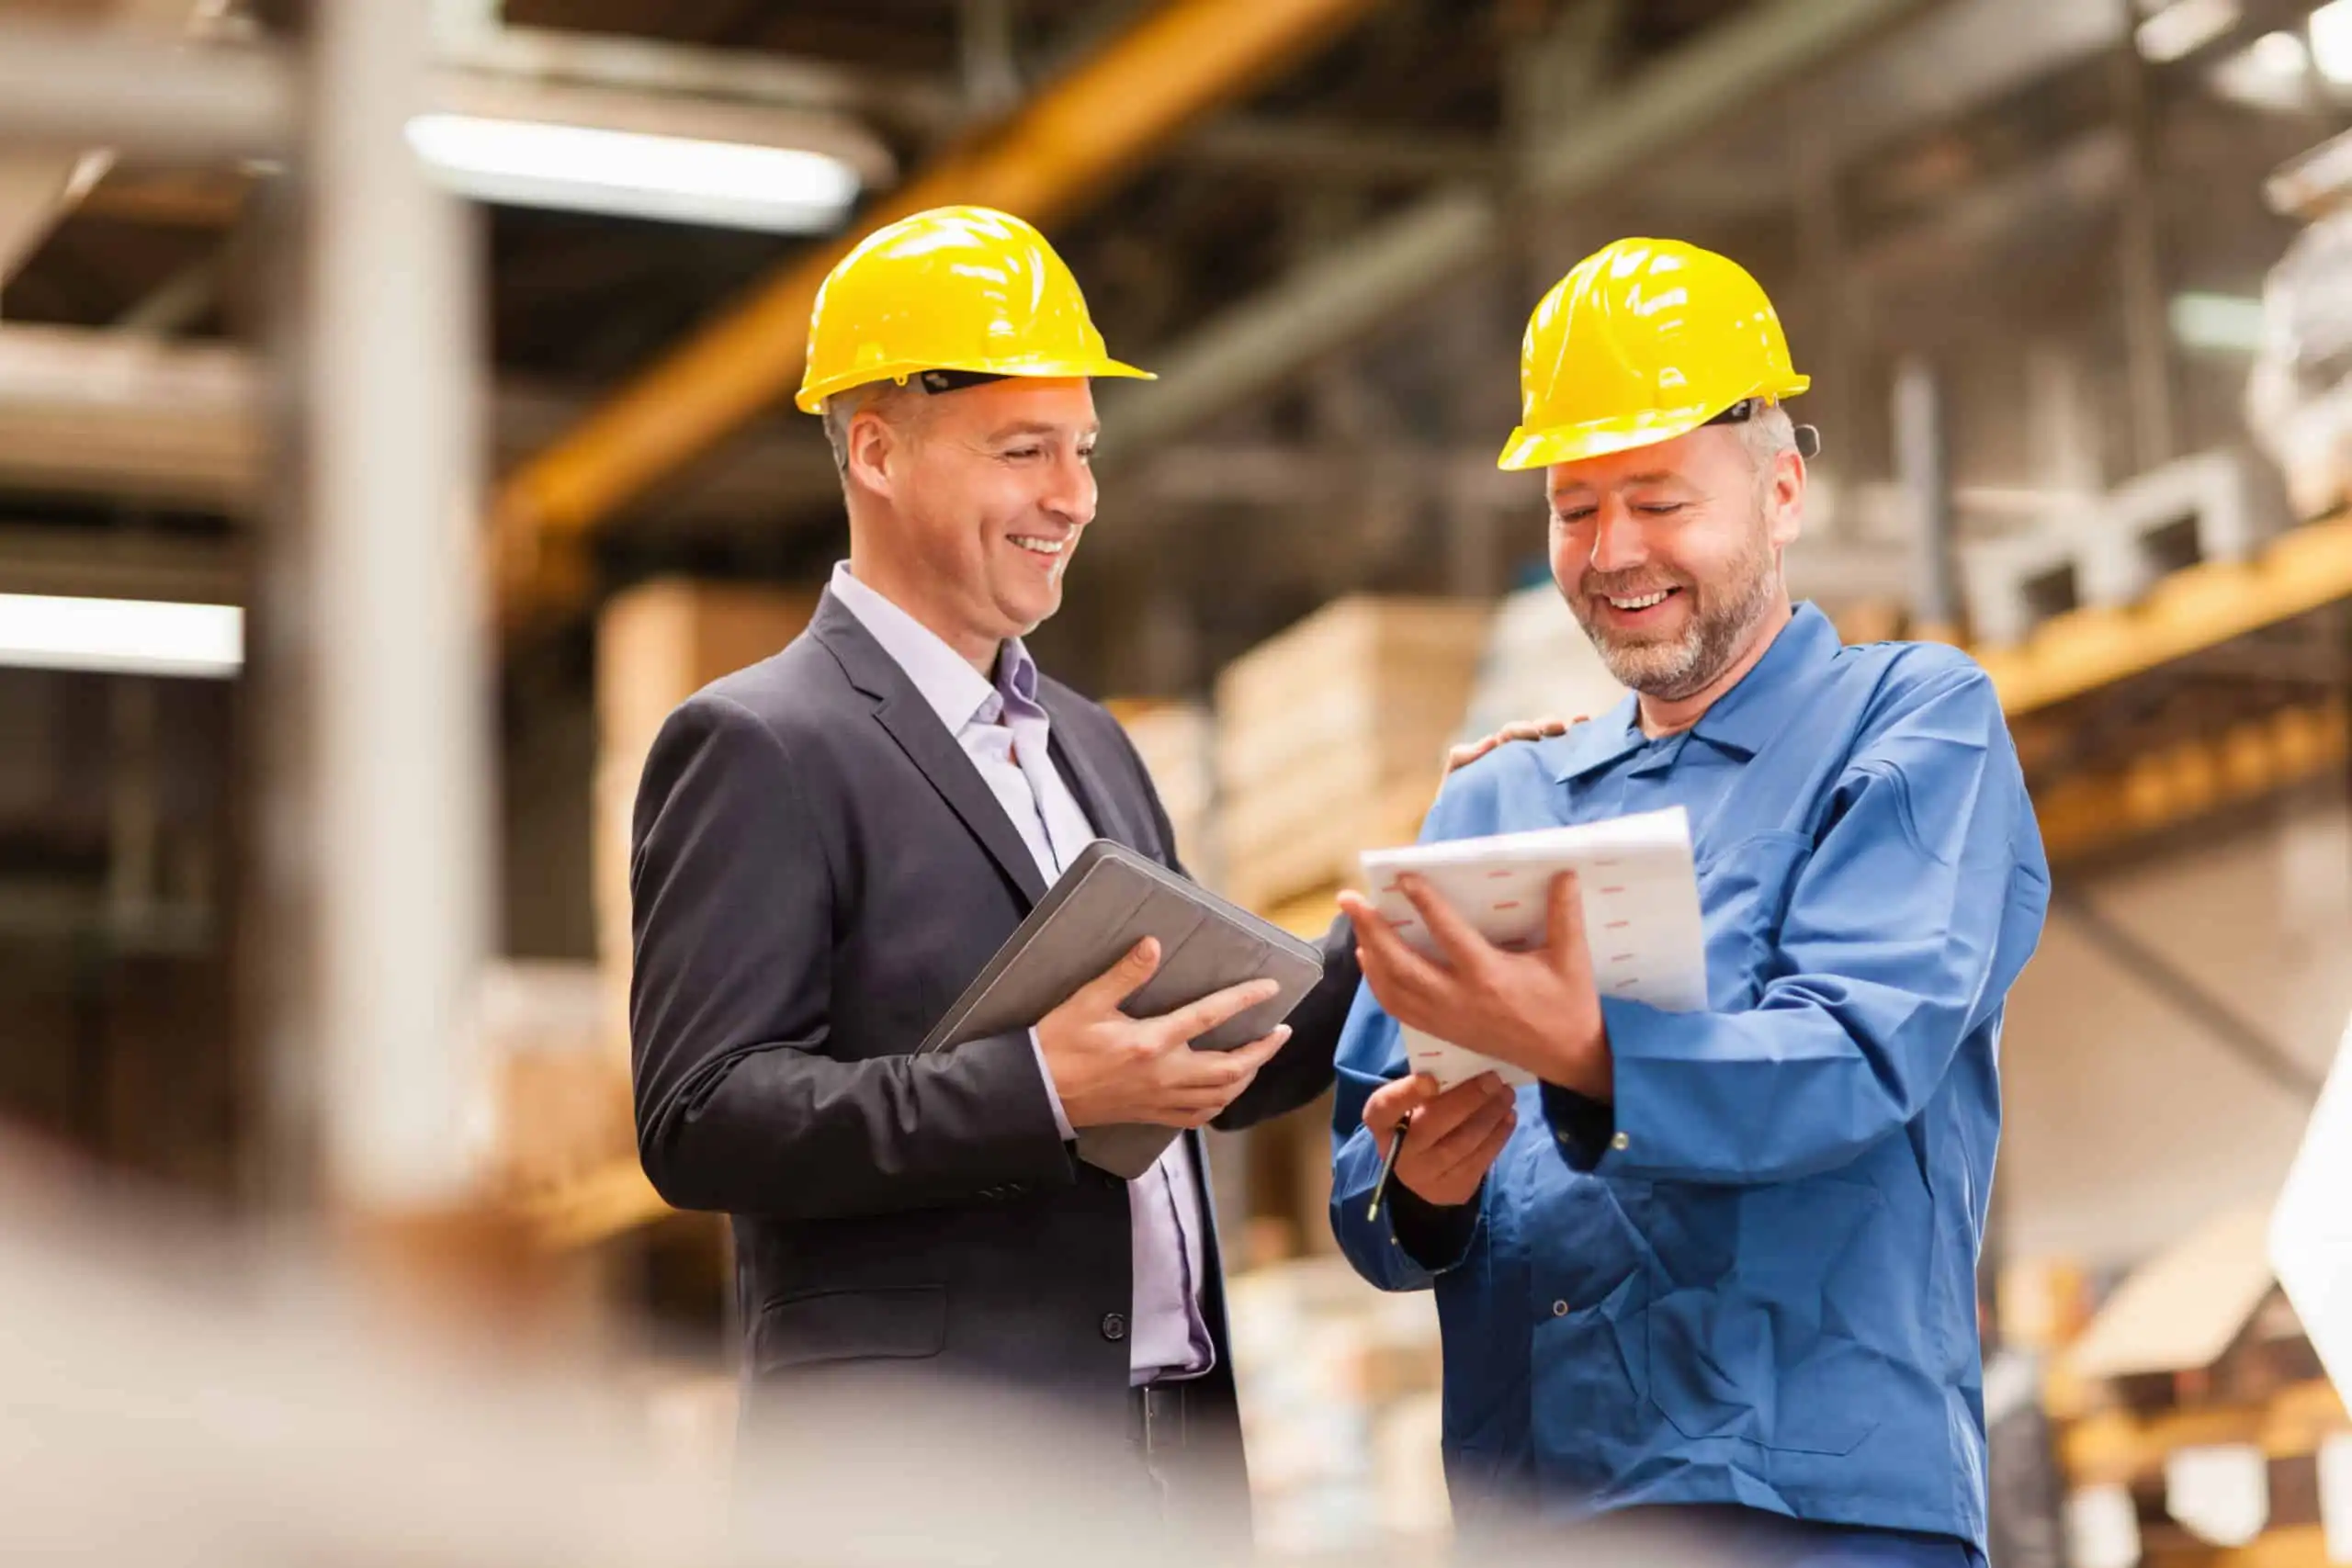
[1546,663,2050,1184]
[629,694,1076,1221]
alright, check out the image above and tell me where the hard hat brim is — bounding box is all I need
[795,355,1155,414]
[1496,378,1809,471]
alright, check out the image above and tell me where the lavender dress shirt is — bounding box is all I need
[829,562,1215,1384]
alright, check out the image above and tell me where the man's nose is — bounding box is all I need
[1587,496,1646,573]
[1042,449,1096,526]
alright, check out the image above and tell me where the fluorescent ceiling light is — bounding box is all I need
[405,113,861,232]
[0,592,242,678]
[2312,0,2352,83]
[2169,290,2267,354]
[2136,0,2240,62]
[2251,27,2313,77]
[2211,28,2316,111]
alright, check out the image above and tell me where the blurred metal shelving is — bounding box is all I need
[1,6,493,1222]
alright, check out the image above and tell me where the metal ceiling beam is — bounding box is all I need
[1180,117,1496,182]
[440,21,1487,183]
[432,21,957,131]
[0,2,232,287]
[0,17,295,164]
[486,0,1384,632]
[1092,0,1936,467]
[0,152,110,287]
[0,324,839,520]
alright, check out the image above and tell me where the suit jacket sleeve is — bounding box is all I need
[1215,913,1359,1129]
[1099,716,1356,1129]
[629,693,1076,1221]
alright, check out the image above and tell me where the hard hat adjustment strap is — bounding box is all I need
[1705,396,1822,459]
[915,368,1009,395]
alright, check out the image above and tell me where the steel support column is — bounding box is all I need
[295,0,489,1211]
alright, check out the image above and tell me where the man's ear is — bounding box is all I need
[842,404,899,503]
[1766,447,1805,549]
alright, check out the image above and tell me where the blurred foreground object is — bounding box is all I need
[2271,1012,2352,1423]
[0,1134,1430,1568]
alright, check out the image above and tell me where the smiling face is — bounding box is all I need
[1545,422,1804,703]
[838,377,1099,667]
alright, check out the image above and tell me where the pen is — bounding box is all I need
[1365,1118,1411,1222]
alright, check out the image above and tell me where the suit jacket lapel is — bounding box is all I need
[811,593,1051,908]
[1040,689,1147,857]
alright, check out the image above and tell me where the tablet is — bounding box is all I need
[920,839,1327,1179]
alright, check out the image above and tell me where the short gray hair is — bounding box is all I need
[1739,400,1799,474]
[821,380,924,475]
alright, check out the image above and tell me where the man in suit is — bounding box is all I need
[627,206,1363,1551]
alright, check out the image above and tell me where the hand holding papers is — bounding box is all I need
[1353,807,1708,1091]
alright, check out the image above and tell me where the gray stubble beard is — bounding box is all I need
[1567,509,1780,701]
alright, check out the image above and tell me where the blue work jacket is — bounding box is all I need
[1329,604,2050,1553]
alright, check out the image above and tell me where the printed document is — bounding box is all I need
[1357,806,1708,1089]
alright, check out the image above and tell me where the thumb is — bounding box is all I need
[1080,937,1161,1011]
[1545,870,1586,976]
[1364,1073,1439,1145]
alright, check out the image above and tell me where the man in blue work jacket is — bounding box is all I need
[1329,238,2051,1566]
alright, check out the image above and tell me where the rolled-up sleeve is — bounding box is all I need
[1546,664,2048,1184]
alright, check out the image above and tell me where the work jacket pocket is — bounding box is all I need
[1644,1177,1885,1457]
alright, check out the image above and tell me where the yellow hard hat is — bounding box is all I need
[794,205,1153,413]
[1498,236,1811,471]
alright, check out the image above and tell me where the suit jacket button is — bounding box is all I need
[1101,1312,1127,1342]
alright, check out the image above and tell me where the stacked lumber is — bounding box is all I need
[1215,596,1492,911]
[593,579,823,1057]
[475,959,635,1205]
[1226,1253,1448,1558]
[1104,696,1218,886]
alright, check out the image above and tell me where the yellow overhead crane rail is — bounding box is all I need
[518,510,2352,1250]
[486,0,1380,632]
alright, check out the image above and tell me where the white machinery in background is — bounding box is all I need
[2253,126,2352,521]
[1957,444,2290,648]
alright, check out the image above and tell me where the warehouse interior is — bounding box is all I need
[3,0,2352,1562]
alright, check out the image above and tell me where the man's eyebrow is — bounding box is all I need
[1551,470,1683,501]
[988,421,1098,440]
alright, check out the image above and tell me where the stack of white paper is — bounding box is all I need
[1357,806,1708,1089]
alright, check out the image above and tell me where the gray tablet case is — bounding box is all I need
[918,839,1327,1180]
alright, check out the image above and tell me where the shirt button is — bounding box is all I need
[1101,1312,1127,1343]
[1552,1300,1569,1318]
[1611,1132,1631,1152]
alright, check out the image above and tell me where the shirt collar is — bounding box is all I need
[1688,602,1839,758]
[1542,694,1646,784]
[828,560,1004,733]
[1543,602,1839,781]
